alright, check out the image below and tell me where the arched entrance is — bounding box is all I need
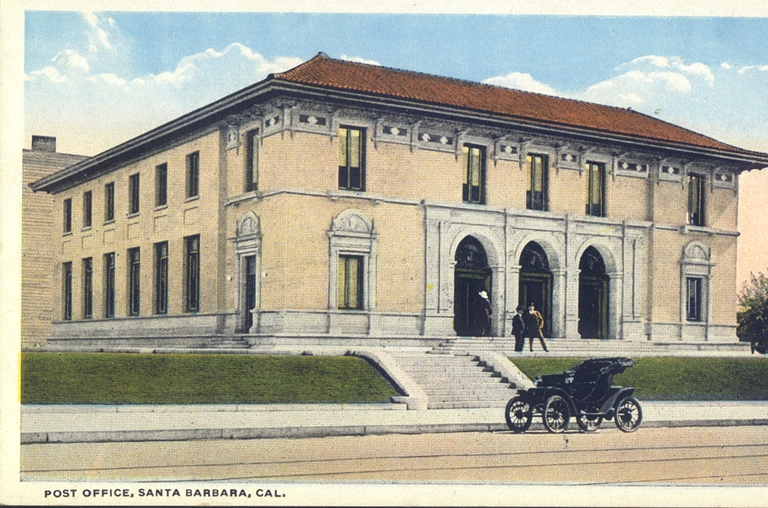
[519,242,553,337]
[579,246,609,339]
[454,236,492,336]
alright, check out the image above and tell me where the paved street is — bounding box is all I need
[22,425,768,485]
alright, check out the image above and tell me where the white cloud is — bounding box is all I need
[82,11,114,52]
[483,72,557,95]
[621,55,714,85]
[721,62,732,70]
[52,50,90,73]
[340,54,381,66]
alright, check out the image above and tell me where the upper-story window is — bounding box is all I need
[128,173,140,215]
[104,183,115,222]
[186,152,200,199]
[155,163,168,207]
[586,162,605,217]
[463,145,486,204]
[82,191,92,229]
[245,129,259,192]
[688,173,706,226]
[338,127,365,191]
[527,154,548,211]
[63,198,72,233]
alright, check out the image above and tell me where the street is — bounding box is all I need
[21,425,768,485]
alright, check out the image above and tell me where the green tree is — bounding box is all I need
[738,272,768,354]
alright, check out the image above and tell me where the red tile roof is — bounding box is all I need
[273,53,758,157]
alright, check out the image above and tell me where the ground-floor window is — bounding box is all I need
[155,241,169,315]
[82,257,92,319]
[337,255,364,310]
[686,277,703,322]
[62,262,72,320]
[104,253,115,317]
[185,235,200,312]
[128,248,141,315]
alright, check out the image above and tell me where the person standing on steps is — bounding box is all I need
[523,302,549,352]
[512,305,526,352]
[475,291,492,337]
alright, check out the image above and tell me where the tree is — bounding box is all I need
[737,272,768,354]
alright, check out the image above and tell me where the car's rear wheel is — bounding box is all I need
[505,397,533,433]
[543,395,570,433]
[576,413,603,432]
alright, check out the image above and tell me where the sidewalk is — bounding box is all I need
[21,401,768,444]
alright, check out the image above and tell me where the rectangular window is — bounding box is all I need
[104,253,115,318]
[586,162,605,217]
[338,127,365,191]
[82,191,92,228]
[688,173,706,226]
[245,130,259,192]
[155,163,168,207]
[686,277,703,322]
[185,235,200,312]
[129,173,140,215]
[462,145,486,204]
[82,257,93,318]
[186,152,200,198]
[62,262,72,320]
[337,255,363,310]
[527,154,548,211]
[63,198,72,233]
[104,182,115,222]
[154,242,169,314]
[128,248,141,316]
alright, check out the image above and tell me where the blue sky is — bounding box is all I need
[19,9,768,285]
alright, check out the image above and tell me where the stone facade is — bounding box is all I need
[31,54,768,347]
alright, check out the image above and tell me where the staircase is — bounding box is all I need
[387,350,518,409]
[197,336,251,349]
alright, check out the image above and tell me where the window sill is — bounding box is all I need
[103,219,115,226]
[185,195,200,204]
[154,204,168,212]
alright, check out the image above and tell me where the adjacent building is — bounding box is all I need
[30,53,768,348]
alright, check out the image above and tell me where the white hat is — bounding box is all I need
[479,291,488,299]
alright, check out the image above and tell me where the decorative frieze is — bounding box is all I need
[557,150,581,171]
[712,170,736,189]
[615,159,650,179]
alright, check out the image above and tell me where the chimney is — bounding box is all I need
[31,135,57,152]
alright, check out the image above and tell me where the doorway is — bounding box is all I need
[453,236,492,336]
[578,246,609,339]
[518,242,553,337]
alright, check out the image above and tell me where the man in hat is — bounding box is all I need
[523,302,549,352]
[475,291,492,336]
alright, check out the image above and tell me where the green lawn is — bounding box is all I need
[21,352,400,404]
[511,357,768,400]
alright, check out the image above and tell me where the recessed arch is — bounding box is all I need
[518,241,553,337]
[578,246,609,339]
[453,236,492,336]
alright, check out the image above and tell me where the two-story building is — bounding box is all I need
[30,53,768,349]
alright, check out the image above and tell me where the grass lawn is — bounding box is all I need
[511,357,768,400]
[22,352,400,405]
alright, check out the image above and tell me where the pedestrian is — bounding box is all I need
[523,302,549,352]
[512,305,525,352]
[475,291,492,337]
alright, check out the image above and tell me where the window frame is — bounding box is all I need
[128,247,141,316]
[185,235,200,312]
[154,242,169,315]
[338,126,366,191]
[688,173,706,227]
[104,182,115,222]
[128,173,140,215]
[82,191,92,229]
[104,252,115,318]
[526,153,549,211]
[686,276,703,322]
[63,198,72,233]
[186,152,200,199]
[155,163,168,208]
[245,129,259,192]
[82,257,93,319]
[337,254,364,310]
[62,261,72,320]
[586,162,606,217]
[462,144,486,205]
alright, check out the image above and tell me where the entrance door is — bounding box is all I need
[578,247,609,339]
[453,236,491,336]
[518,242,553,337]
[244,255,257,331]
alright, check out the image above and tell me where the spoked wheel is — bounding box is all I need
[543,395,570,433]
[576,413,603,432]
[505,396,533,433]
[614,397,643,432]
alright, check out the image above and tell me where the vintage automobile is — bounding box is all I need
[505,357,642,433]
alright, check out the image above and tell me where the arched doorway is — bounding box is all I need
[579,246,609,339]
[454,236,492,336]
[519,242,553,337]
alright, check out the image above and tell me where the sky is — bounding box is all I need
[18,9,768,291]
